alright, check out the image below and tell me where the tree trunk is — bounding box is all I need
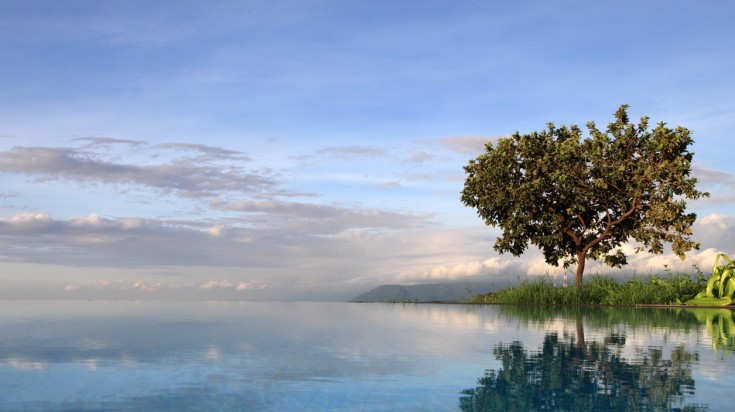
[575,315,586,350]
[575,251,586,288]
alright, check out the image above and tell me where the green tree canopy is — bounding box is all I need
[461,105,707,286]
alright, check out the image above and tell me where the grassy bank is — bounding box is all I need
[467,274,706,306]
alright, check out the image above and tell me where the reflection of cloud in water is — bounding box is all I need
[395,304,502,334]
[0,301,503,410]
[79,359,98,371]
[0,302,472,385]
[204,346,222,361]
[2,302,734,411]
[6,358,47,371]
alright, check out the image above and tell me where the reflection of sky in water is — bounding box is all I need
[0,301,734,411]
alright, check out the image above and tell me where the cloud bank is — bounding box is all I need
[0,136,732,300]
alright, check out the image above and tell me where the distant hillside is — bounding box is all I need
[350,282,495,303]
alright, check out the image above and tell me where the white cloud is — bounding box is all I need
[63,279,169,292]
[699,213,735,229]
[317,146,388,157]
[63,279,246,294]
[396,255,519,283]
[0,192,20,200]
[64,280,114,292]
[433,136,499,155]
[200,280,264,291]
[693,166,735,188]
[120,218,143,229]
[74,136,144,147]
[7,212,52,225]
[9,207,735,300]
[0,144,276,199]
[391,217,735,286]
[132,281,162,292]
[404,151,433,164]
[693,213,735,256]
[156,142,251,161]
[70,214,103,227]
[200,280,233,290]
[625,248,724,275]
[212,200,428,232]
[525,257,565,277]
[236,282,263,291]
[206,225,226,237]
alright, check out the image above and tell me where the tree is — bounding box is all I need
[461,105,707,287]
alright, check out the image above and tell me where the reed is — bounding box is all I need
[468,273,705,306]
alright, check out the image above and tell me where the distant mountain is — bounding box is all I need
[349,282,495,303]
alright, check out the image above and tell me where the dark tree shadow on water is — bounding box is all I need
[459,312,706,412]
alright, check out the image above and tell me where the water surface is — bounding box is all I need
[0,301,733,411]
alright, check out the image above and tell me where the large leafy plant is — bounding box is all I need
[687,253,735,306]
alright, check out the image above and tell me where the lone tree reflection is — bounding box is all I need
[460,329,703,411]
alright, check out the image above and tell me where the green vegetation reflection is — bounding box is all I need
[459,333,702,411]
[460,308,706,411]
[686,308,735,354]
[498,305,735,355]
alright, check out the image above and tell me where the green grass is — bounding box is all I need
[467,273,706,306]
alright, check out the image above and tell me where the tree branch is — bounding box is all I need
[563,225,581,246]
[576,214,588,231]
[583,196,639,255]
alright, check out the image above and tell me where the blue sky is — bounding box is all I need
[1,0,734,300]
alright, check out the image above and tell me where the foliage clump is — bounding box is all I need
[468,274,706,306]
[686,253,735,306]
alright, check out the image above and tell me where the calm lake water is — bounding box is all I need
[1,301,733,411]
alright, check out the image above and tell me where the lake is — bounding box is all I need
[1,301,733,411]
